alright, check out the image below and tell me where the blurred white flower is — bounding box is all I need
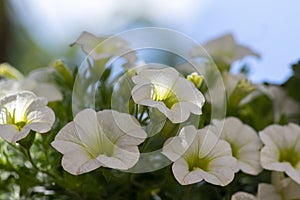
[51,109,147,175]
[223,72,248,98]
[27,67,56,83]
[73,31,137,69]
[224,72,255,106]
[131,67,205,123]
[263,86,299,123]
[0,78,62,102]
[212,117,262,175]
[191,33,260,66]
[231,192,257,200]
[257,172,300,200]
[0,91,55,143]
[234,172,300,200]
[245,85,300,123]
[260,123,300,184]
[162,125,236,186]
[258,182,300,200]
[204,72,255,109]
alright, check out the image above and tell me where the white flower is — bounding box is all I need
[231,192,257,200]
[73,31,136,69]
[191,33,260,65]
[204,72,255,108]
[231,172,300,200]
[162,125,236,186]
[255,85,299,123]
[263,86,299,123]
[27,67,56,83]
[240,84,300,123]
[257,172,300,200]
[260,123,300,184]
[51,109,147,175]
[223,72,248,98]
[0,91,55,143]
[0,78,62,102]
[131,67,205,123]
[224,72,255,106]
[212,117,263,175]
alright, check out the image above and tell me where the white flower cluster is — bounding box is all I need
[0,63,58,143]
[1,32,300,200]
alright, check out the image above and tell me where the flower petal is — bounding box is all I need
[257,183,281,200]
[33,83,63,102]
[62,149,102,175]
[231,192,257,200]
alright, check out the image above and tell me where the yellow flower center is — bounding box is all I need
[84,130,115,159]
[279,148,300,167]
[1,107,27,131]
[151,84,178,109]
[184,151,210,172]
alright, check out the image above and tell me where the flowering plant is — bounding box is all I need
[0,29,300,200]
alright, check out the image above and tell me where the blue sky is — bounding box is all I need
[11,0,300,84]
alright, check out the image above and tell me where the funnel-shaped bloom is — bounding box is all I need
[73,31,136,69]
[0,91,55,143]
[0,78,62,102]
[231,172,300,200]
[51,109,147,175]
[260,123,300,184]
[257,172,300,200]
[163,125,236,186]
[132,67,205,123]
[212,117,262,175]
[191,33,260,66]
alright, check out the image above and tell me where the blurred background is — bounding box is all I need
[1,0,299,84]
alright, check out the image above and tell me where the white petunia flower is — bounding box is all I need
[0,78,62,102]
[260,123,300,184]
[257,172,300,200]
[73,31,137,69]
[224,72,255,106]
[262,86,299,123]
[162,125,236,186]
[231,172,300,200]
[204,72,255,108]
[240,84,300,123]
[191,33,260,66]
[212,117,263,175]
[51,109,147,175]
[0,91,55,143]
[131,67,205,123]
[223,72,248,98]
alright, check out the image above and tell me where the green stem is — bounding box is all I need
[24,147,57,179]
[134,104,139,118]
[184,186,192,200]
[138,106,145,122]
[140,137,154,152]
